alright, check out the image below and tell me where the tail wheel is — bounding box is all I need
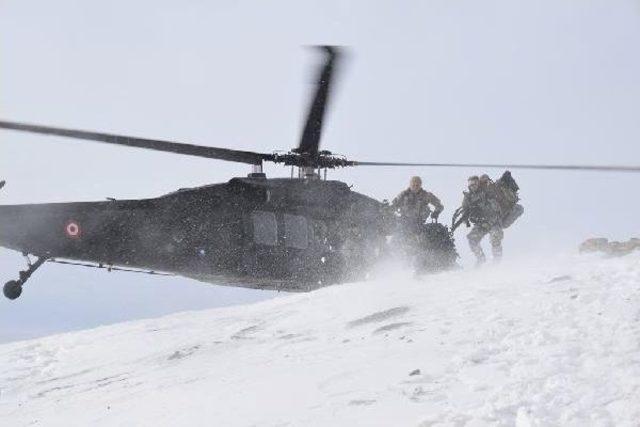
[3,280,23,300]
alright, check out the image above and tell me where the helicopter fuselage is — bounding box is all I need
[0,177,388,292]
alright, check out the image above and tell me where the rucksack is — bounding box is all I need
[495,171,519,209]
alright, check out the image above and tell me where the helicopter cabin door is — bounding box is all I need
[245,210,312,279]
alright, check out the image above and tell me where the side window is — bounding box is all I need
[284,214,308,249]
[252,211,277,246]
[310,219,328,246]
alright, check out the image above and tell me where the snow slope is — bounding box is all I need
[1,253,639,426]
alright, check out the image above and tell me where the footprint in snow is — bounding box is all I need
[168,345,201,361]
[547,275,572,284]
[34,383,77,399]
[93,374,129,389]
[231,324,262,340]
[347,306,410,328]
[373,322,413,334]
[278,333,300,340]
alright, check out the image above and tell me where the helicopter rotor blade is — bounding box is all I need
[297,46,341,156]
[0,120,274,165]
[352,161,640,173]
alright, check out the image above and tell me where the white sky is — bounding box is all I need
[1,0,639,342]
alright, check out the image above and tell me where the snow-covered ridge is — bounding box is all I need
[1,254,639,426]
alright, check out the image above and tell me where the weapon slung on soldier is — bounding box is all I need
[451,206,470,233]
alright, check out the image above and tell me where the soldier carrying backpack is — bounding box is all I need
[451,172,524,265]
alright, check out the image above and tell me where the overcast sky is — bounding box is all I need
[1,0,639,342]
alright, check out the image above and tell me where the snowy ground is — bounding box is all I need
[1,253,639,426]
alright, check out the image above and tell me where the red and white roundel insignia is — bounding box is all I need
[65,221,81,239]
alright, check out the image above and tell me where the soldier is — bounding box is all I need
[392,176,444,225]
[461,175,503,265]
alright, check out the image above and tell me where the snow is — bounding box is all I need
[1,253,639,426]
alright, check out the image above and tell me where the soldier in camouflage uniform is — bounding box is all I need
[392,176,444,225]
[462,175,503,265]
[392,177,454,272]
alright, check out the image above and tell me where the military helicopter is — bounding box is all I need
[1,46,638,300]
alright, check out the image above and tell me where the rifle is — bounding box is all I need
[450,206,470,233]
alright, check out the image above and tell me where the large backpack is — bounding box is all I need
[495,171,519,210]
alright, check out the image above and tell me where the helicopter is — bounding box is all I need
[1,46,639,301]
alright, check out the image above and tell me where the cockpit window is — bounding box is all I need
[284,214,308,249]
[252,211,277,246]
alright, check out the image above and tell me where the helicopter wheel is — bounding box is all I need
[3,280,23,300]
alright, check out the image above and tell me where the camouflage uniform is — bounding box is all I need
[462,188,503,263]
[392,188,444,224]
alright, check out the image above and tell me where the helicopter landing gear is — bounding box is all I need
[3,256,47,300]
